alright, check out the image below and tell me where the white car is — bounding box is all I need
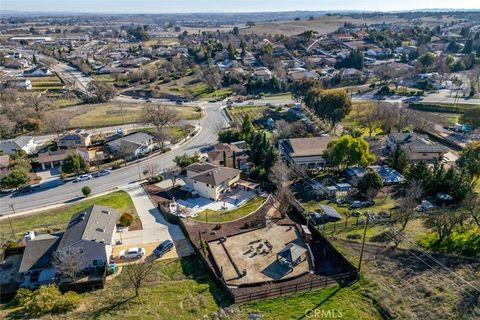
[94,169,112,177]
[75,174,92,182]
[119,247,146,260]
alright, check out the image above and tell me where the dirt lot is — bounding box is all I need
[332,239,480,319]
[208,224,310,285]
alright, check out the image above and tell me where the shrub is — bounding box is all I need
[200,239,209,256]
[119,212,134,227]
[53,291,81,313]
[112,159,126,169]
[147,175,163,184]
[346,234,362,240]
[12,288,33,306]
[23,285,59,315]
[81,186,91,197]
[162,147,172,153]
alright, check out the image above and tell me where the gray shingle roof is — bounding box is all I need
[190,166,241,186]
[277,243,307,263]
[58,204,117,249]
[19,233,61,273]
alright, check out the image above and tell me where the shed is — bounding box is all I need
[277,243,307,269]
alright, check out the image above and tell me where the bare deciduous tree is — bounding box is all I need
[142,162,160,179]
[200,65,222,90]
[42,112,69,134]
[270,161,295,218]
[462,192,480,227]
[395,180,423,231]
[125,261,155,297]
[143,104,179,149]
[52,248,83,281]
[163,166,181,188]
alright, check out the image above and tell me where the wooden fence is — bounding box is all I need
[232,272,357,304]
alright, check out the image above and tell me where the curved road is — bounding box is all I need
[0,102,228,216]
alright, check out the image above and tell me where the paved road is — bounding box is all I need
[0,102,228,215]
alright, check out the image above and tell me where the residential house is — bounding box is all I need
[386,133,448,162]
[184,163,241,201]
[57,129,92,148]
[252,67,273,82]
[38,149,76,169]
[0,136,36,155]
[7,79,32,90]
[279,137,334,170]
[19,205,117,289]
[333,33,354,42]
[77,146,109,165]
[107,132,157,160]
[336,68,365,82]
[346,165,404,186]
[207,142,249,171]
[22,67,52,77]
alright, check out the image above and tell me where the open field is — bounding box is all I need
[68,103,201,128]
[244,15,405,36]
[330,239,480,319]
[225,105,267,128]
[193,196,265,223]
[29,74,64,91]
[0,191,137,245]
[0,255,381,319]
[244,13,459,36]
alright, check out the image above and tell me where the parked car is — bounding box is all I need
[94,169,112,177]
[119,247,146,260]
[13,186,36,196]
[153,240,174,257]
[75,174,92,182]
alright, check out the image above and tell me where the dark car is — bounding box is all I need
[13,186,36,196]
[153,240,173,257]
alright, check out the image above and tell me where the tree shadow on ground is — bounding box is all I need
[295,285,344,320]
[179,254,232,308]
[88,295,136,319]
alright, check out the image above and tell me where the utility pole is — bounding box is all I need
[358,216,369,272]
[8,204,16,237]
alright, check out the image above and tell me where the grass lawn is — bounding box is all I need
[238,280,381,319]
[52,97,82,108]
[1,255,382,320]
[69,103,201,128]
[418,226,480,257]
[137,125,194,143]
[193,196,265,223]
[0,191,136,245]
[226,105,267,128]
[1,256,229,320]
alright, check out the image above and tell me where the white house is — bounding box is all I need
[279,137,334,170]
[184,163,241,201]
[107,132,157,160]
[0,136,36,155]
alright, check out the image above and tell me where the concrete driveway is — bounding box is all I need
[115,183,194,258]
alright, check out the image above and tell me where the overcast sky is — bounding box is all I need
[2,0,479,13]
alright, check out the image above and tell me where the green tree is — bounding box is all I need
[10,149,28,160]
[17,285,80,316]
[357,168,383,198]
[81,186,91,197]
[419,52,435,70]
[387,146,409,174]
[1,169,30,189]
[240,114,255,141]
[173,152,200,172]
[307,89,352,129]
[457,142,480,183]
[227,43,237,60]
[61,153,88,175]
[324,135,375,170]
